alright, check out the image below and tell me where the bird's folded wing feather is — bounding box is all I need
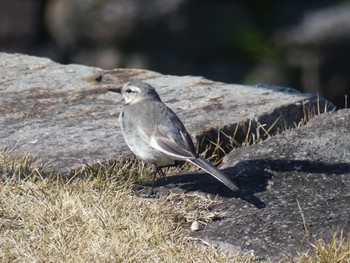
[149,125,194,159]
[137,102,197,159]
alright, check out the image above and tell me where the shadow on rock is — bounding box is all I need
[136,158,350,209]
[151,166,271,209]
[232,158,350,176]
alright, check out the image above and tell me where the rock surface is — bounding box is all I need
[278,2,350,46]
[187,109,350,260]
[1,52,348,260]
[0,53,332,174]
[275,2,350,109]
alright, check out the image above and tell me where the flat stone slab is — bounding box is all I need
[0,53,332,174]
[187,109,350,260]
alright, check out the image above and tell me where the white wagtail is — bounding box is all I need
[108,81,238,192]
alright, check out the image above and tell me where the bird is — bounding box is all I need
[108,81,239,192]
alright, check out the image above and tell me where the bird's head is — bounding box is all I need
[108,81,161,104]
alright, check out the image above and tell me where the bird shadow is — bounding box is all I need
[148,158,350,209]
[151,166,271,209]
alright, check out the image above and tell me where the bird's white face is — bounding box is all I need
[121,83,143,104]
[120,82,161,104]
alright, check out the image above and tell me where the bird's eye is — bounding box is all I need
[125,88,132,93]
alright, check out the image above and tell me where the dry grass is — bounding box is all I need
[282,233,350,263]
[0,102,345,263]
[2,152,350,263]
[0,150,254,263]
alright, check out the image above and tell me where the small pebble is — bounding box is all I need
[191,221,203,231]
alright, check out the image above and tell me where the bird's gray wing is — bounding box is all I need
[147,104,197,159]
[149,125,193,159]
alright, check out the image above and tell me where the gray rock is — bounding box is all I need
[189,109,350,261]
[274,3,350,109]
[45,0,186,47]
[277,3,350,46]
[0,52,332,175]
[190,221,203,231]
[1,52,346,260]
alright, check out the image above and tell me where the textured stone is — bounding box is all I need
[0,52,332,175]
[189,109,350,260]
[277,2,350,46]
[1,52,347,260]
[45,0,186,47]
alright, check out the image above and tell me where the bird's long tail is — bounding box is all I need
[188,157,239,192]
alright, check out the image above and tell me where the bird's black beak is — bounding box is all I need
[107,87,122,93]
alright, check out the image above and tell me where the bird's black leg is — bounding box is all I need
[148,161,184,179]
[148,161,185,188]
[147,164,164,187]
